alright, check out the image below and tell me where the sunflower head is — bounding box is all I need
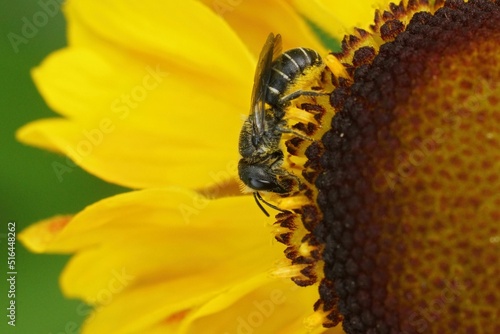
[16,0,500,333]
[272,0,500,332]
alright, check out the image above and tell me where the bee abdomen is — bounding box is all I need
[266,47,322,106]
[280,47,322,75]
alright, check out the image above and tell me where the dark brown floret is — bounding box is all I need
[286,137,305,155]
[352,47,377,67]
[314,1,500,333]
[380,20,405,41]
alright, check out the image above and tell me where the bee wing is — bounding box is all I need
[271,34,283,61]
[250,33,282,137]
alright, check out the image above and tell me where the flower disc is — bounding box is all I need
[313,1,500,333]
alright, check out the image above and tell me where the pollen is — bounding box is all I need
[273,0,500,332]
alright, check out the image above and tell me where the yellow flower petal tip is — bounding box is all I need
[19,215,72,253]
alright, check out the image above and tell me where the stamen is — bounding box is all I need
[298,242,317,257]
[275,195,310,211]
[270,264,309,279]
[304,310,330,330]
[283,106,318,124]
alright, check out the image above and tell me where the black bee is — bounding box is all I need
[238,33,323,215]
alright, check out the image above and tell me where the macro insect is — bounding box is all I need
[238,33,324,216]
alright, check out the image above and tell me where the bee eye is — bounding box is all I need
[249,178,272,190]
[252,136,260,148]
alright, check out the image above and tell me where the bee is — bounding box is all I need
[238,33,324,216]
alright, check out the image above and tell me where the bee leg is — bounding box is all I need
[276,126,313,141]
[278,90,328,104]
[254,192,287,216]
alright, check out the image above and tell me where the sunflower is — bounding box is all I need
[18,0,499,334]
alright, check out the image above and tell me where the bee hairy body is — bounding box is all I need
[266,48,322,107]
[238,33,324,215]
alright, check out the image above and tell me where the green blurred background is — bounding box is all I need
[1,1,126,333]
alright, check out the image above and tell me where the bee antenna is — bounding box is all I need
[254,192,270,217]
[254,192,286,217]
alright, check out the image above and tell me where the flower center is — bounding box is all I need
[273,0,500,332]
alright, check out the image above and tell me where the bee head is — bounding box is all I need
[238,153,296,194]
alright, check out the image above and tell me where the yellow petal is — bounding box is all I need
[19,48,249,189]
[18,190,282,304]
[66,0,255,84]
[81,273,271,334]
[18,0,258,189]
[140,324,179,334]
[139,323,180,334]
[81,271,343,333]
[18,215,73,253]
[200,0,327,55]
[291,0,392,39]
[19,188,284,333]
[185,277,345,334]
[79,278,216,334]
